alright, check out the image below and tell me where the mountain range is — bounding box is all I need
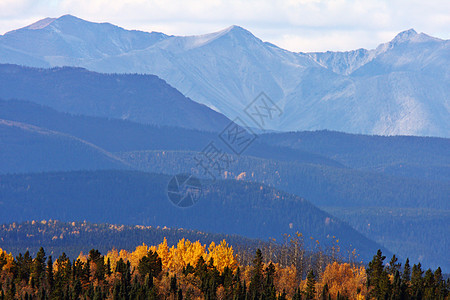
[0,88,448,269]
[0,15,448,271]
[0,15,448,137]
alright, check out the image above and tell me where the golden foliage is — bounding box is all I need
[0,248,14,271]
[105,248,120,271]
[206,240,238,273]
[273,263,297,297]
[129,243,149,268]
[319,262,367,299]
[168,238,206,274]
[157,237,171,270]
[76,251,88,264]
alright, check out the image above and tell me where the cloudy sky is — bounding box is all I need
[1,0,449,52]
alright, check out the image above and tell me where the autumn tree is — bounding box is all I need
[319,262,367,299]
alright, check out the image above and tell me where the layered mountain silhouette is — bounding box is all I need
[0,64,232,131]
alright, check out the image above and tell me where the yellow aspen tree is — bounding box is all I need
[130,243,149,269]
[157,237,171,271]
[320,262,367,299]
[0,248,14,272]
[274,264,297,297]
[207,240,238,273]
[105,248,120,272]
[119,249,130,263]
[76,252,88,264]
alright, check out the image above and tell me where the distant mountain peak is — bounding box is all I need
[206,25,254,39]
[22,17,56,30]
[58,14,80,20]
[225,25,248,33]
[391,28,418,43]
[223,25,256,39]
[180,25,257,49]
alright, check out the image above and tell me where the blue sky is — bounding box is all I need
[1,0,449,52]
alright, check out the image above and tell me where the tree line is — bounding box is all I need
[0,239,448,299]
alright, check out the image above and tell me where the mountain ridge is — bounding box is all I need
[0,16,448,137]
[0,63,233,132]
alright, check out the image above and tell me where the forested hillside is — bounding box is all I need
[261,131,450,181]
[117,150,449,270]
[0,170,388,262]
[0,119,129,173]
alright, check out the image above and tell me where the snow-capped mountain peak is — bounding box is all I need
[391,28,418,43]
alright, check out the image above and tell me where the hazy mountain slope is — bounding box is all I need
[115,150,450,270]
[0,98,342,167]
[0,119,129,173]
[0,16,448,137]
[325,207,450,271]
[0,170,390,262]
[0,64,232,132]
[85,25,320,122]
[260,130,450,181]
[116,150,449,210]
[306,48,373,75]
[0,15,168,66]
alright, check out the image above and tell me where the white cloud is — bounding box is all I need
[0,0,449,52]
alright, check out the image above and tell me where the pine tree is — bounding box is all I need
[31,247,46,288]
[16,251,33,283]
[402,258,411,283]
[367,249,391,299]
[263,263,277,300]
[170,275,178,295]
[137,250,162,279]
[423,269,435,299]
[248,249,264,300]
[387,255,401,275]
[292,288,302,300]
[391,270,402,300]
[434,267,446,299]
[47,255,54,294]
[321,283,329,300]
[248,249,263,300]
[411,263,424,299]
[401,258,411,298]
[305,270,316,300]
[233,267,246,300]
[88,249,105,282]
[106,258,112,276]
